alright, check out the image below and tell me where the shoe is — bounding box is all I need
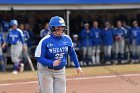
[19,63,24,72]
[130,59,135,64]
[135,60,139,63]
[105,61,111,65]
[114,61,118,64]
[12,70,18,74]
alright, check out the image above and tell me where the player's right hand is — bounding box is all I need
[53,59,61,67]
[2,42,6,49]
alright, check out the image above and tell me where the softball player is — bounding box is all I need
[122,21,131,63]
[101,22,113,64]
[91,21,101,65]
[113,20,127,64]
[0,17,9,40]
[19,23,30,72]
[40,22,50,38]
[2,20,26,74]
[0,33,5,71]
[130,20,140,63]
[35,16,84,93]
[79,23,93,65]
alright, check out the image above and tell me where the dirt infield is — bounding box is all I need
[0,74,140,93]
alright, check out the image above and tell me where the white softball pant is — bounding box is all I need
[37,63,66,93]
[92,46,100,64]
[11,43,23,63]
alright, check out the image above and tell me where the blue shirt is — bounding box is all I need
[6,28,25,45]
[123,26,131,39]
[90,27,101,46]
[79,29,93,47]
[35,34,80,69]
[130,27,140,45]
[1,20,9,32]
[23,30,30,43]
[0,33,4,44]
[101,28,113,46]
[113,27,126,39]
[40,29,50,38]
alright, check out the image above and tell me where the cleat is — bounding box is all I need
[12,70,18,74]
[19,63,24,72]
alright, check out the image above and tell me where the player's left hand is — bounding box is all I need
[23,45,27,52]
[76,67,84,76]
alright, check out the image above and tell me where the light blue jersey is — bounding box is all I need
[6,28,25,45]
[40,29,50,38]
[35,34,80,69]
[0,33,4,44]
[23,30,30,43]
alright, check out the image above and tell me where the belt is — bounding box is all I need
[48,67,63,70]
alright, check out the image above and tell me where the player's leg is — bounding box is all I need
[82,47,87,65]
[37,63,53,93]
[119,39,125,64]
[96,45,100,64]
[53,68,66,93]
[124,39,130,63]
[130,40,136,64]
[136,45,140,63]
[114,41,119,64]
[92,46,96,65]
[11,43,23,74]
[87,47,92,65]
[0,46,6,71]
[105,45,112,64]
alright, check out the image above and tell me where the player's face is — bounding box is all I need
[45,23,49,29]
[93,21,98,28]
[12,25,18,29]
[19,24,24,30]
[117,21,122,28]
[133,21,138,27]
[84,24,89,30]
[53,26,64,36]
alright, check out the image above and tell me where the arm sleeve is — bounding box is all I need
[68,46,80,68]
[19,31,25,44]
[6,33,9,44]
[35,39,53,67]
[1,34,4,44]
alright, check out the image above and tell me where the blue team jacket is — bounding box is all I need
[113,27,126,39]
[130,27,140,45]
[35,34,80,69]
[0,33,4,44]
[101,28,113,46]
[79,28,93,47]
[40,29,50,38]
[90,27,101,46]
[6,28,25,45]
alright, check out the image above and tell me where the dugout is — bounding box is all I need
[0,0,140,36]
[0,0,140,68]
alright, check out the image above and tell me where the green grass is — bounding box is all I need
[0,64,140,82]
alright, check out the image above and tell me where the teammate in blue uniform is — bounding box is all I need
[91,21,101,65]
[40,22,50,38]
[0,17,9,40]
[2,20,26,74]
[79,23,93,65]
[101,22,113,64]
[35,16,84,93]
[0,33,5,71]
[130,20,140,63]
[113,20,127,64]
[19,23,30,72]
[122,21,131,63]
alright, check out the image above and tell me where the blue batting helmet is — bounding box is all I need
[49,16,66,32]
[10,20,18,26]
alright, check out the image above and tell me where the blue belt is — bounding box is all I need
[48,67,63,70]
